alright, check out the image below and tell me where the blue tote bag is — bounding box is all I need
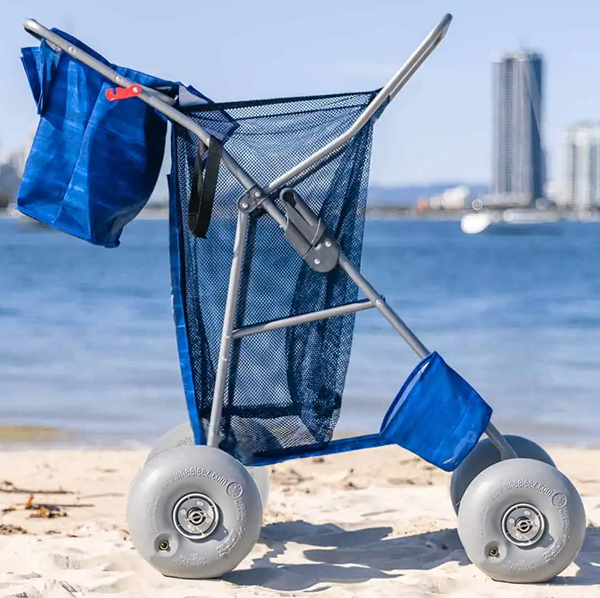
[17,30,179,247]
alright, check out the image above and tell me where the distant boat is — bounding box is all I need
[461,209,561,235]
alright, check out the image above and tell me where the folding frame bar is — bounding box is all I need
[232,299,374,340]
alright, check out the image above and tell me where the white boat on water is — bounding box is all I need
[461,209,561,235]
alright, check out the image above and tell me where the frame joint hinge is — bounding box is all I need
[279,188,340,273]
[238,186,266,214]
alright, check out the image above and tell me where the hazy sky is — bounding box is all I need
[0,0,598,187]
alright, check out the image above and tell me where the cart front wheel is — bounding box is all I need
[450,435,555,513]
[457,458,585,583]
[147,422,271,507]
[127,445,263,579]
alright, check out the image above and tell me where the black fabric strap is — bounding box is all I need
[187,136,223,238]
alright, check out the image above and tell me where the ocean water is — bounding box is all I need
[1,217,600,447]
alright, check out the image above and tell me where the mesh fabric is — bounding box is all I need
[171,90,382,464]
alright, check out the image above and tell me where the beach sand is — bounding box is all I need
[0,445,599,597]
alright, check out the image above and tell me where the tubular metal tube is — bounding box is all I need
[259,197,288,229]
[207,211,249,447]
[23,20,178,107]
[22,19,258,192]
[338,254,430,359]
[232,299,374,339]
[339,252,517,461]
[264,14,453,194]
[388,46,435,102]
[485,422,519,460]
[388,14,451,101]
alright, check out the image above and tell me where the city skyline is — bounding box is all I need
[565,123,600,209]
[1,2,600,188]
[1,4,600,207]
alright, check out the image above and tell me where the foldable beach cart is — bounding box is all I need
[19,14,586,583]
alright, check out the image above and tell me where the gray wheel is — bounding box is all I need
[127,445,263,579]
[450,435,555,514]
[147,422,195,460]
[458,458,586,583]
[147,422,271,507]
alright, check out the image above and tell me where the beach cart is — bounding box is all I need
[18,13,586,583]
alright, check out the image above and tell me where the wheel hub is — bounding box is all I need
[172,493,219,539]
[501,503,545,546]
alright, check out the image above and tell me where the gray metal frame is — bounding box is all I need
[23,14,517,460]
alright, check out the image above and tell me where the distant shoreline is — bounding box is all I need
[3,207,600,223]
[0,207,466,222]
[134,208,469,221]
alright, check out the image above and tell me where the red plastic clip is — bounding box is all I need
[105,84,142,102]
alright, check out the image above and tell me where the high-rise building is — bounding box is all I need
[564,123,600,210]
[493,51,545,205]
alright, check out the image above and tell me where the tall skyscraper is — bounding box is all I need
[565,123,600,210]
[493,51,545,205]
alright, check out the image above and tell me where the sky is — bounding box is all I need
[0,0,599,188]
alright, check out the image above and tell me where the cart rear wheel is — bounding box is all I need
[450,435,555,513]
[147,422,195,460]
[147,422,271,507]
[127,445,263,579]
[457,458,585,583]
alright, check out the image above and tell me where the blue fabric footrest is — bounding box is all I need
[380,352,492,471]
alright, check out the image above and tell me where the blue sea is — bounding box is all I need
[1,216,600,447]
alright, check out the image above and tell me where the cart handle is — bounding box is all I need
[265,13,452,193]
[23,14,452,196]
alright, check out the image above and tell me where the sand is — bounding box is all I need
[0,445,598,597]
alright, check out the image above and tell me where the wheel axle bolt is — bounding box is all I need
[158,540,170,552]
[488,546,499,558]
[502,503,545,547]
[187,508,206,526]
[173,493,219,539]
